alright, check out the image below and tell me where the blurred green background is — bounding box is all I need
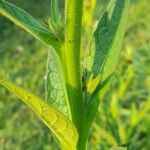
[0,0,150,149]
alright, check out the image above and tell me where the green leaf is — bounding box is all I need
[82,0,130,139]
[86,74,102,94]
[0,0,60,50]
[0,80,78,150]
[84,0,130,81]
[85,74,113,126]
[80,74,113,145]
[93,123,117,146]
[130,98,150,126]
[51,0,59,23]
[45,48,71,118]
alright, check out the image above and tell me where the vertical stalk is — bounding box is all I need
[64,0,84,148]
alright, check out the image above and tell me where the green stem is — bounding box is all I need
[63,0,85,149]
[65,0,83,90]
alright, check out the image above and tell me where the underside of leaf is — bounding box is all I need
[0,80,78,150]
[46,48,71,118]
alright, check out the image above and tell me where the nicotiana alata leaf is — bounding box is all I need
[0,0,60,50]
[45,48,71,118]
[84,0,130,82]
[0,80,78,150]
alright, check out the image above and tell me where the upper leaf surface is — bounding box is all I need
[84,0,130,81]
[0,0,60,50]
[83,0,130,141]
[46,48,71,118]
[0,80,78,150]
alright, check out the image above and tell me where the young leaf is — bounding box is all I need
[86,74,101,94]
[84,0,130,81]
[0,0,60,50]
[0,80,78,150]
[45,48,71,118]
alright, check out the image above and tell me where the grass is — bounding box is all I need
[0,0,150,149]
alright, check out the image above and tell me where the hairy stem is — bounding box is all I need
[63,0,85,148]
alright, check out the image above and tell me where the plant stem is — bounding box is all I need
[63,0,85,149]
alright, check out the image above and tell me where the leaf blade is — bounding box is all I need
[83,0,130,142]
[0,80,78,150]
[84,0,130,81]
[0,0,60,50]
[45,48,71,118]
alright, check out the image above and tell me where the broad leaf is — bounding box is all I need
[45,48,71,118]
[84,0,130,81]
[0,0,60,50]
[0,80,78,150]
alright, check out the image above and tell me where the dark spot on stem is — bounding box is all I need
[69,40,72,43]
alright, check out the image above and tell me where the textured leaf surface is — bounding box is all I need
[0,80,78,150]
[84,0,130,81]
[46,48,70,118]
[0,0,59,50]
[83,0,130,141]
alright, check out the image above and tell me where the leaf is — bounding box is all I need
[110,93,119,120]
[0,80,78,150]
[130,98,150,126]
[84,0,130,81]
[81,74,113,143]
[85,74,113,126]
[0,0,60,50]
[45,48,71,118]
[51,0,59,23]
[82,0,130,140]
[86,74,102,94]
[93,123,117,146]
